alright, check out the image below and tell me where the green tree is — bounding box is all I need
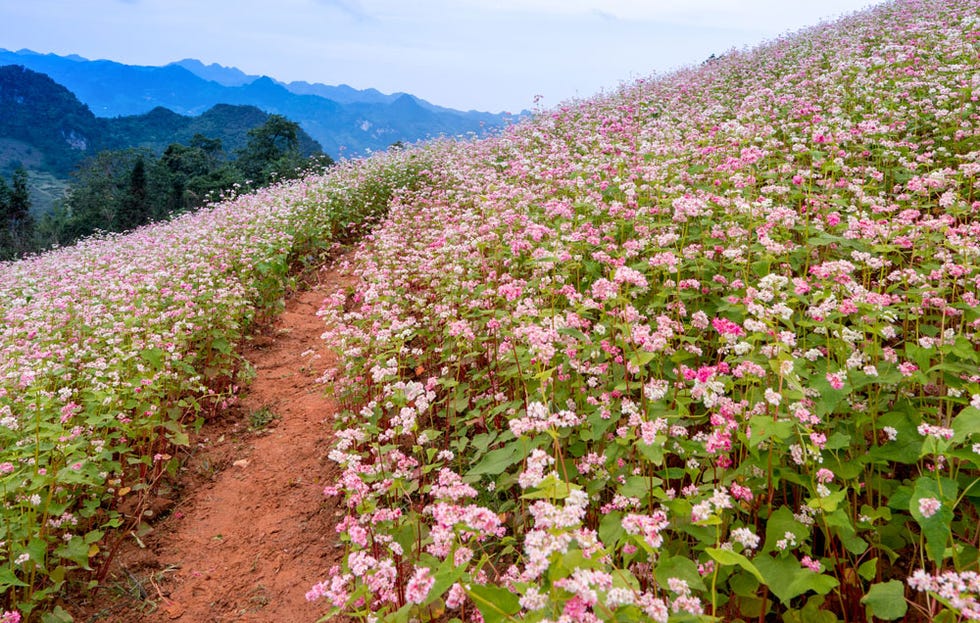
[159,140,241,211]
[189,133,224,169]
[116,156,149,231]
[236,114,305,186]
[60,149,156,240]
[0,168,35,259]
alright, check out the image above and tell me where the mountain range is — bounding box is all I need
[0,48,517,158]
[0,64,322,173]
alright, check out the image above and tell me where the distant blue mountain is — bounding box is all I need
[0,49,518,158]
[0,64,322,177]
[170,58,256,87]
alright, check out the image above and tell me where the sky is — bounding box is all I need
[0,0,885,113]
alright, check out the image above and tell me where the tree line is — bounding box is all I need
[0,114,333,260]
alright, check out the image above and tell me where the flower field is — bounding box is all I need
[2,0,979,621]
[311,1,980,621]
[0,151,429,619]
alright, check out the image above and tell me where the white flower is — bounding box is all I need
[731,527,761,550]
[764,388,782,406]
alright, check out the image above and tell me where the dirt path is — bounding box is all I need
[75,260,352,622]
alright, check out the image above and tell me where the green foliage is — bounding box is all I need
[235,114,324,187]
[0,167,34,259]
[861,581,908,621]
[24,117,335,253]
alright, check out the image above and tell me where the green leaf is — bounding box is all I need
[869,411,922,464]
[810,374,847,416]
[393,517,418,556]
[637,440,664,465]
[729,569,761,596]
[858,558,878,582]
[953,407,980,444]
[168,429,190,446]
[54,536,94,570]
[211,337,232,355]
[808,488,847,513]
[521,473,580,500]
[41,606,74,623]
[427,557,466,607]
[733,595,765,618]
[763,506,809,554]
[706,548,764,583]
[471,432,498,454]
[141,347,165,368]
[823,509,867,555]
[747,415,794,448]
[910,477,954,563]
[619,475,653,499]
[600,511,625,547]
[0,566,28,588]
[755,556,839,604]
[862,580,908,620]
[468,584,520,623]
[467,443,526,477]
[655,555,707,592]
[783,596,837,623]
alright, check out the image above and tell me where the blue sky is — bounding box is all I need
[0,0,884,113]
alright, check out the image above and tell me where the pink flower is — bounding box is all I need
[898,362,918,377]
[306,571,351,607]
[623,511,670,548]
[917,423,954,441]
[446,583,466,609]
[918,497,941,519]
[591,278,618,301]
[405,566,436,604]
[826,371,845,390]
[730,483,754,502]
[613,266,648,289]
[711,317,744,337]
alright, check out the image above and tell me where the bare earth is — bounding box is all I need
[74,260,352,622]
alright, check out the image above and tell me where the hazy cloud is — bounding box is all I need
[314,0,372,22]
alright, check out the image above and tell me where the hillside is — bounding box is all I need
[2,0,980,621]
[0,65,108,176]
[104,102,322,158]
[0,49,516,157]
